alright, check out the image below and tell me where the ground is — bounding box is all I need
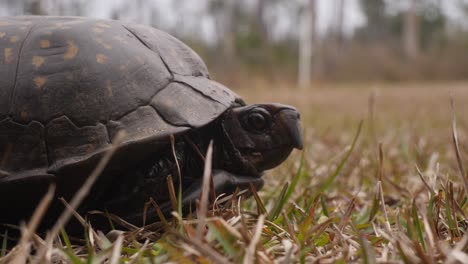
[2,81,468,263]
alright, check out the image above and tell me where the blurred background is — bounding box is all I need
[1,0,468,89]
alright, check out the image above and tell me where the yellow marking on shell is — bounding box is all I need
[33,76,47,89]
[0,21,9,26]
[96,23,111,28]
[4,48,13,64]
[106,80,113,96]
[9,35,19,43]
[0,32,5,38]
[64,40,78,60]
[95,37,112,49]
[40,39,50,48]
[92,27,105,33]
[32,56,45,68]
[96,54,107,64]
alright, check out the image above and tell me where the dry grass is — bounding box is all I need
[2,81,468,263]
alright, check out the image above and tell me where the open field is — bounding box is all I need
[2,82,468,263]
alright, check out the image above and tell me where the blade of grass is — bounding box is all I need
[416,165,436,196]
[282,153,305,207]
[250,183,267,215]
[320,194,329,217]
[320,121,363,192]
[168,230,231,264]
[170,135,183,218]
[411,200,426,250]
[1,230,7,257]
[368,183,380,222]
[267,182,289,221]
[207,221,240,256]
[109,235,123,264]
[104,209,116,231]
[196,140,214,240]
[357,230,377,264]
[60,228,73,252]
[166,175,178,213]
[396,241,412,264]
[244,214,265,264]
[378,181,392,233]
[450,97,468,195]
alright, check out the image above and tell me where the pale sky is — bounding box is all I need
[1,0,467,42]
[87,0,366,42]
[85,0,468,41]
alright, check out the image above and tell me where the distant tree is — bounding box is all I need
[403,0,420,59]
[357,0,390,41]
[1,0,23,15]
[297,0,316,88]
[209,0,238,62]
[25,0,45,15]
[256,0,269,42]
[391,1,446,52]
[335,0,346,49]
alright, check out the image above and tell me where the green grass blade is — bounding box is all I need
[357,229,377,264]
[250,183,267,215]
[444,187,456,239]
[1,230,7,257]
[207,221,240,256]
[267,182,289,221]
[61,249,85,264]
[285,152,305,193]
[320,121,363,192]
[368,191,379,222]
[104,209,116,230]
[60,228,73,251]
[320,194,329,217]
[396,241,412,264]
[411,200,426,250]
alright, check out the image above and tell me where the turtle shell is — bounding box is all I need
[0,16,242,216]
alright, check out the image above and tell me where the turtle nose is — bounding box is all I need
[277,108,303,150]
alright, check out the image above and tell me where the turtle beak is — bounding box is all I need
[276,108,303,150]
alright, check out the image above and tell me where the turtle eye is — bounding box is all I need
[245,108,271,132]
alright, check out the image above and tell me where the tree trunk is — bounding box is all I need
[221,0,236,62]
[298,0,316,89]
[28,0,45,15]
[403,0,420,59]
[256,0,269,42]
[335,0,345,50]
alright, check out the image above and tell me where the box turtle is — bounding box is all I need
[0,16,302,229]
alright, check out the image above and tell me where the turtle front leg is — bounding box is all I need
[177,169,264,208]
[122,170,264,225]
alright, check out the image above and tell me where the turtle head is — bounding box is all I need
[222,103,303,175]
